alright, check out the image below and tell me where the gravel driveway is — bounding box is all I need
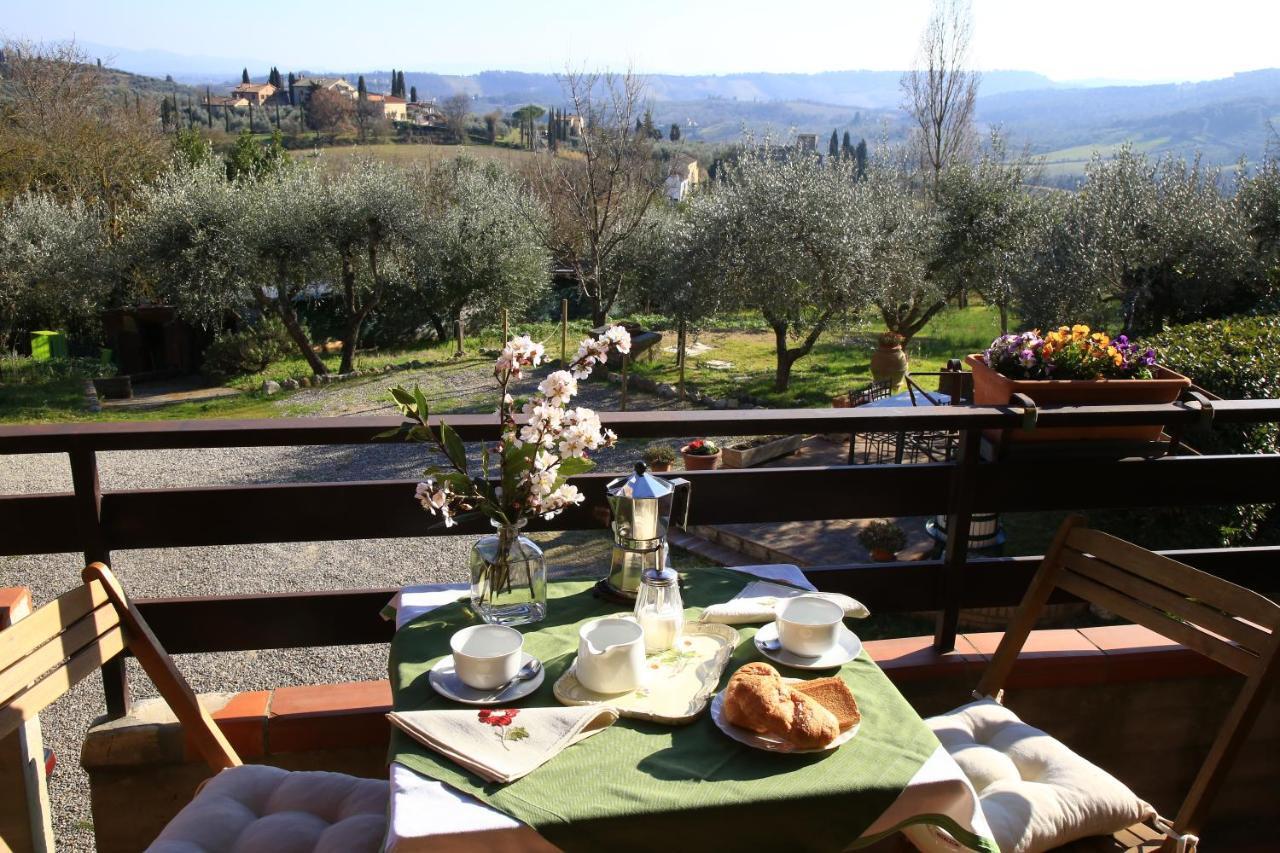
[0,355,703,850]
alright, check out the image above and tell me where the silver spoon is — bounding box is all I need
[480,659,542,701]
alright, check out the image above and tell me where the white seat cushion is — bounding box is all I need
[147,764,389,852]
[927,699,1155,853]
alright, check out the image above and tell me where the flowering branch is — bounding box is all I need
[385,325,631,531]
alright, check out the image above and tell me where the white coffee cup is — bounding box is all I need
[576,617,646,694]
[775,594,844,657]
[450,625,523,690]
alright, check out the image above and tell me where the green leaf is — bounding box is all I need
[440,422,468,474]
[372,426,408,441]
[507,726,529,741]
[413,386,430,422]
[390,386,417,412]
[409,425,435,443]
[555,457,594,478]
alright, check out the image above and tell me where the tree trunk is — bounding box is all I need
[773,320,793,389]
[427,313,448,342]
[767,311,833,393]
[998,302,1009,335]
[338,247,384,374]
[258,287,328,375]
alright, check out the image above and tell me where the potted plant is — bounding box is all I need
[858,520,906,562]
[721,434,804,468]
[870,332,908,391]
[387,325,631,626]
[680,438,721,470]
[966,326,1192,443]
[642,442,677,472]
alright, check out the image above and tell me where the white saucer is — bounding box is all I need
[753,622,863,670]
[428,653,544,705]
[710,683,860,753]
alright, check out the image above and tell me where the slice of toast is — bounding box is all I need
[793,677,861,731]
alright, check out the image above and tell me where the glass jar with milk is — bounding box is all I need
[634,567,683,653]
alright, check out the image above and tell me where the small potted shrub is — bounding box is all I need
[870,331,908,390]
[642,442,677,473]
[680,438,721,470]
[858,520,907,562]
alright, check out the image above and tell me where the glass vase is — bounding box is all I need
[469,519,547,626]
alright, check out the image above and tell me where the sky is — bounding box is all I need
[4,0,1278,82]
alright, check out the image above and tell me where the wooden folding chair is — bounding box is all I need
[972,515,1280,851]
[0,564,388,852]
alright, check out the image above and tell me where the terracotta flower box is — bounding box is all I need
[965,354,1191,443]
[721,434,804,469]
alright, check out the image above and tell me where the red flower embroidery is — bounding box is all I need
[478,708,519,727]
[478,708,528,749]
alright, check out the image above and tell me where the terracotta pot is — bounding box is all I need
[869,548,896,563]
[964,354,1192,443]
[681,448,721,470]
[870,344,909,390]
[646,460,673,472]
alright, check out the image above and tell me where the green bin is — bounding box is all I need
[30,331,69,361]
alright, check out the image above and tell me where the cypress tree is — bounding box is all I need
[670,123,681,142]
[829,130,839,158]
[410,85,418,103]
[288,72,296,105]
[358,75,367,97]
[854,138,868,179]
[399,71,406,98]
[242,68,250,85]
[842,131,853,159]
[389,68,396,96]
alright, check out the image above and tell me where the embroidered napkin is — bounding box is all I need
[699,580,870,624]
[388,705,619,784]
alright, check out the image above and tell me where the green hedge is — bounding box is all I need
[1133,316,1280,546]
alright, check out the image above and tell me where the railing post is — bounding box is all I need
[560,298,569,367]
[454,320,465,357]
[620,354,629,411]
[934,428,981,652]
[69,447,131,718]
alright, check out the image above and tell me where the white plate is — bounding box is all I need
[709,681,860,753]
[753,621,863,670]
[428,653,544,706]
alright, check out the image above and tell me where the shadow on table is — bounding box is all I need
[634,718,836,782]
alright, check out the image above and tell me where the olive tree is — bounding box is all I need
[319,161,421,373]
[862,154,942,342]
[687,146,873,391]
[0,192,106,350]
[1016,147,1257,335]
[119,163,334,374]
[405,157,549,339]
[932,136,1040,333]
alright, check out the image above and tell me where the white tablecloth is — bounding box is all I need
[383,565,992,852]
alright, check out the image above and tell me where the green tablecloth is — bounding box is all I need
[389,568,970,852]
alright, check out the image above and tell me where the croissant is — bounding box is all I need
[723,662,840,749]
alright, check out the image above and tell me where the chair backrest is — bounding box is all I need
[0,563,241,771]
[977,515,1280,836]
[850,379,893,407]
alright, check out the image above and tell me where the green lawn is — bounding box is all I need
[1,309,999,422]
[623,306,1002,407]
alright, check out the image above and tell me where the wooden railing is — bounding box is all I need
[3,397,1279,717]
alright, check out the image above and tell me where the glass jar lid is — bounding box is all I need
[641,567,678,587]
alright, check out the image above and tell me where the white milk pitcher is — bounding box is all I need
[575,617,646,694]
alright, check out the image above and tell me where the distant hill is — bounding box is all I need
[980,69,1280,180]
[76,40,1278,176]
